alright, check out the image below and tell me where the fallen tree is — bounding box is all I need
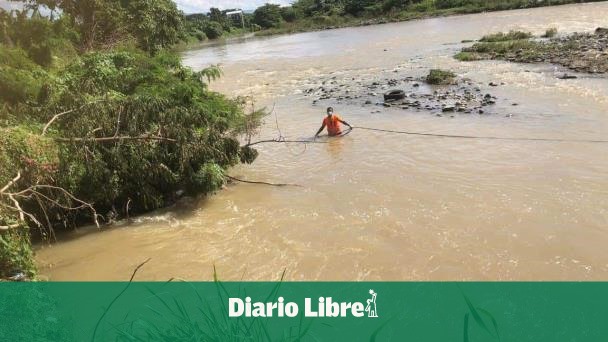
[0,10,265,279]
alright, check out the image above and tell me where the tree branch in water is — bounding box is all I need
[226,175,301,187]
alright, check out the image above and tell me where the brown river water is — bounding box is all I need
[37,3,608,281]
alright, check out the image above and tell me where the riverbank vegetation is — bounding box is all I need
[248,0,604,37]
[0,1,263,280]
[455,27,608,74]
[177,0,605,44]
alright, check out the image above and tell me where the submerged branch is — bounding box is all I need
[245,138,326,147]
[226,175,302,187]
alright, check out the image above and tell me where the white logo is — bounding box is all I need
[365,289,378,318]
[227,290,379,318]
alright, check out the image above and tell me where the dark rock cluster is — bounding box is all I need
[303,73,498,117]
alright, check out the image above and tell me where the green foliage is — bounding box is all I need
[0,127,59,188]
[293,0,345,18]
[344,0,378,16]
[0,62,46,104]
[16,0,184,54]
[279,0,597,36]
[40,51,255,212]
[191,163,225,194]
[426,69,456,85]
[479,30,532,42]
[455,31,546,62]
[280,6,298,22]
[542,27,558,38]
[0,2,263,279]
[126,0,184,54]
[454,51,478,61]
[239,146,259,164]
[463,39,537,55]
[208,7,229,29]
[253,3,284,29]
[204,22,224,39]
[194,31,207,42]
[0,227,36,279]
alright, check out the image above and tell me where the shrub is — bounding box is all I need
[204,22,224,39]
[542,27,558,38]
[194,31,207,41]
[280,6,298,22]
[0,227,36,279]
[454,51,479,61]
[253,4,284,29]
[0,67,46,104]
[426,69,456,84]
[192,163,225,194]
[479,30,532,42]
[463,39,537,55]
[344,0,376,16]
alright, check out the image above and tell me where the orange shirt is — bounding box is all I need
[323,114,342,136]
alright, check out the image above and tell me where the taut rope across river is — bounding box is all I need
[246,125,608,146]
[352,126,608,143]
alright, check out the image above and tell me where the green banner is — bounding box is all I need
[2,282,608,341]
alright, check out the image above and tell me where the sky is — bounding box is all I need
[0,0,292,14]
[0,0,23,11]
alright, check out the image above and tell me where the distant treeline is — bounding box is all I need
[183,0,604,39]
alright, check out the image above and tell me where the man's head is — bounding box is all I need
[326,107,334,116]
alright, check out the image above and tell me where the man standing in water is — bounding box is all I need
[315,107,352,138]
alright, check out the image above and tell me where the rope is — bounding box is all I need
[245,137,327,147]
[352,126,608,144]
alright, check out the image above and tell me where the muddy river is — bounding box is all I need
[37,3,608,281]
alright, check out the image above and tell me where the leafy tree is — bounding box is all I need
[253,3,283,29]
[280,6,297,22]
[292,0,345,17]
[14,0,184,54]
[344,0,376,16]
[208,7,226,24]
[1,0,264,279]
[203,21,224,39]
[208,7,233,30]
[126,0,184,54]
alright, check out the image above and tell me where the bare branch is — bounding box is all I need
[2,180,100,230]
[42,100,106,136]
[8,193,25,222]
[54,135,177,143]
[35,193,56,241]
[11,185,100,228]
[0,223,20,231]
[0,172,21,193]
